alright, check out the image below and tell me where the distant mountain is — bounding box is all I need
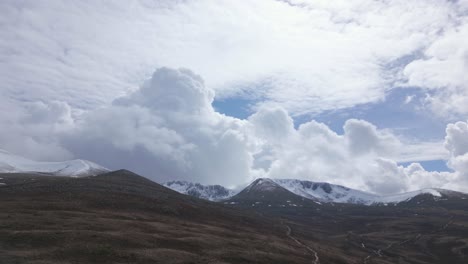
[163,180,236,201]
[225,178,319,208]
[273,179,468,205]
[167,177,468,207]
[0,149,108,177]
[273,179,377,205]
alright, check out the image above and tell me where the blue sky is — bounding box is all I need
[213,87,451,171]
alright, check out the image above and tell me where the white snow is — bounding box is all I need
[0,149,108,177]
[166,177,465,205]
[163,180,236,201]
[273,179,444,205]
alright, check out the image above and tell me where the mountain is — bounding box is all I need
[0,170,322,264]
[273,179,468,205]
[163,180,236,201]
[169,177,468,207]
[273,179,378,205]
[2,170,468,263]
[0,149,108,177]
[226,178,319,207]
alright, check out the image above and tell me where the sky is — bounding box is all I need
[1,0,468,194]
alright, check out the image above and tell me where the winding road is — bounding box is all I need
[283,222,320,264]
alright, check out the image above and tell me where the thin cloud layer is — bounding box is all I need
[0,0,466,116]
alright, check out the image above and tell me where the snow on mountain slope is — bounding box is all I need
[163,180,236,201]
[0,149,109,177]
[226,178,319,207]
[273,179,452,205]
[273,179,377,204]
[164,177,466,206]
[374,189,442,204]
[243,178,283,193]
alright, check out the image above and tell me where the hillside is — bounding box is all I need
[1,170,468,263]
[0,170,324,264]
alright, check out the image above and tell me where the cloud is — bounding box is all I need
[0,0,465,116]
[1,66,467,194]
[344,119,400,157]
[403,14,468,118]
[0,0,466,193]
[63,68,253,187]
[445,121,468,182]
[445,121,468,157]
[0,99,74,161]
[248,107,295,142]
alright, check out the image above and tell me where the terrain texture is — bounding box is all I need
[1,170,468,263]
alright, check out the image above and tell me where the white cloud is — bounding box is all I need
[0,0,467,193]
[248,107,295,142]
[63,68,253,187]
[445,121,468,183]
[403,14,468,117]
[344,119,400,157]
[0,99,74,161]
[0,0,464,115]
[1,66,467,193]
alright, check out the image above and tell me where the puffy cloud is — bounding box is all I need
[364,158,408,195]
[445,121,468,157]
[344,119,400,157]
[64,68,252,186]
[445,121,468,182]
[248,107,295,142]
[1,66,468,194]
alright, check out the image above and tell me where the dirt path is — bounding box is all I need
[362,215,454,264]
[283,222,320,264]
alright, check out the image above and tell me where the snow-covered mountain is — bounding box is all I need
[166,177,467,206]
[273,179,466,205]
[163,180,236,201]
[226,178,318,207]
[0,149,109,177]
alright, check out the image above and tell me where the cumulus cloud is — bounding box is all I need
[1,66,467,194]
[344,119,400,157]
[64,68,252,187]
[445,121,468,182]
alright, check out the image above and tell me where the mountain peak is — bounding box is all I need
[163,180,235,201]
[0,149,109,177]
[244,178,282,193]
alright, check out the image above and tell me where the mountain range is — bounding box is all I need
[163,180,235,201]
[165,177,468,206]
[1,153,468,263]
[2,149,463,206]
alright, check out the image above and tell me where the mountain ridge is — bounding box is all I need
[163,180,235,201]
[0,149,109,177]
[166,177,468,206]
